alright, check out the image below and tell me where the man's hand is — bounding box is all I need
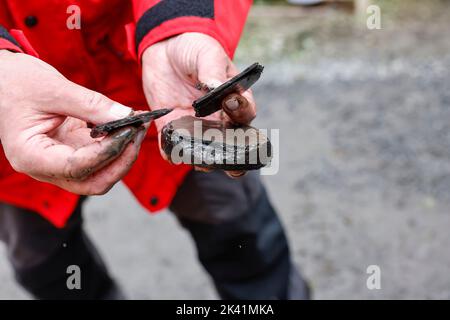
[0,50,147,195]
[142,33,257,178]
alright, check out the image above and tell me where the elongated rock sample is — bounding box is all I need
[192,63,264,117]
[90,109,172,138]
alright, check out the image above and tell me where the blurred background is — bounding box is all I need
[1,0,450,299]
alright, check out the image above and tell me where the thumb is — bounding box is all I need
[45,81,132,124]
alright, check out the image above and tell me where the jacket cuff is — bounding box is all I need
[0,26,23,53]
[138,17,229,61]
[135,0,230,61]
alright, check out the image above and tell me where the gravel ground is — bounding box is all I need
[1,0,450,299]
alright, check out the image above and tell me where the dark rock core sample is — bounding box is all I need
[161,116,272,171]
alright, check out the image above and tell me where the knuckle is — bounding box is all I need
[63,160,92,181]
[4,146,26,174]
[90,188,107,196]
[84,91,107,114]
[89,183,113,196]
[67,171,87,181]
[9,157,24,174]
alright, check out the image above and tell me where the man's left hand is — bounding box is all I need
[141,32,257,178]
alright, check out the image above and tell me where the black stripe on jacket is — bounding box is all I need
[0,25,20,48]
[135,0,214,52]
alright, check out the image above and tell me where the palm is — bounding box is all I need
[145,57,202,109]
[142,33,234,132]
[46,117,94,148]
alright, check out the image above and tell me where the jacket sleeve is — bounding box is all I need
[132,0,252,60]
[0,25,23,53]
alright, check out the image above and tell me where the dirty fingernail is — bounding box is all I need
[225,98,240,111]
[228,171,247,178]
[194,166,210,173]
[109,102,133,119]
[112,127,136,142]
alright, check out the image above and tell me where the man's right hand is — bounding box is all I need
[0,50,147,195]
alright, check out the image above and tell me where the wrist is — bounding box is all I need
[0,49,15,57]
[141,41,162,65]
[141,33,225,67]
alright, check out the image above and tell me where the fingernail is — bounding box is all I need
[112,127,136,142]
[194,166,211,173]
[225,98,240,111]
[109,102,132,119]
[228,171,247,178]
[105,128,136,158]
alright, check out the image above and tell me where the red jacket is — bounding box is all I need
[0,0,251,227]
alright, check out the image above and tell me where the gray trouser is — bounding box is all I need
[0,170,310,299]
